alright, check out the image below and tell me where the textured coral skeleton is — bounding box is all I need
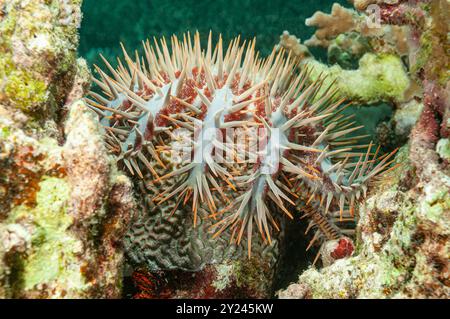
[86,32,397,265]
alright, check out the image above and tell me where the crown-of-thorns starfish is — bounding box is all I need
[86,32,397,260]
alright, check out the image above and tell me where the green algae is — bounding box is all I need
[421,187,450,225]
[0,127,11,139]
[305,53,410,104]
[0,54,49,112]
[436,139,450,161]
[7,177,88,294]
[0,0,82,115]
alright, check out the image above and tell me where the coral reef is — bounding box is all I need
[280,142,449,298]
[0,0,448,300]
[304,53,410,104]
[132,258,272,299]
[304,3,360,48]
[327,32,372,69]
[0,0,135,298]
[88,30,398,297]
[279,0,449,299]
[0,0,83,116]
[277,31,311,61]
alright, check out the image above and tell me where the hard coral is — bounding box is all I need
[88,32,397,297]
[0,0,81,116]
[305,3,359,48]
[0,101,136,298]
[280,141,449,298]
[0,1,135,298]
[300,2,414,62]
[303,53,410,104]
[279,0,450,299]
[277,31,311,61]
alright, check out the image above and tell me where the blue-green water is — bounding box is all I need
[79,0,347,66]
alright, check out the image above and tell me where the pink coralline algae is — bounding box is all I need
[330,237,354,260]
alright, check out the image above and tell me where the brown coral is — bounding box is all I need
[305,3,359,47]
[277,31,311,60]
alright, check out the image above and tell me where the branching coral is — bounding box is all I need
[305,3,360,48]
[299,2,413,65]
[0,0,82,116]
[277,31,311,61]
[278,0,450,299]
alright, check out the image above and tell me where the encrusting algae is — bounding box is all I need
[0,0,135,298]
[85,30,404,298]
[278,0,449,299]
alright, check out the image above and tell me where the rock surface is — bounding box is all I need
[0,0,135,298]
[279,0,449,299]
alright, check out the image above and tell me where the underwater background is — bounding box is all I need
[79,0,347,65]
[79,0,392,151]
